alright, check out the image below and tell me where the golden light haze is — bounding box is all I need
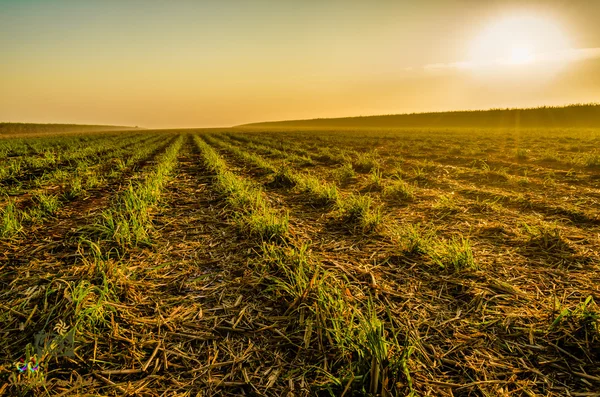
[1,0,600,128]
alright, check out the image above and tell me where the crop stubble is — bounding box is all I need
[1,128,599,396]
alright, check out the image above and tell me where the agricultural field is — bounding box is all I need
[1,128,599,396]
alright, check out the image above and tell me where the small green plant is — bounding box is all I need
[417,160,437,172]
[0,160,22,180]
[259,241,398,393]
[542,174,557,187]
[0,200,22,237]
[483,168,510,182]
[411,166,429,183]
[449,146,463,155]
[469,198,500,213]
[433,194,460,215]
[70,277,116,330]
[270,166,297,188]
[582,152,600,168]
[551,296,599,338]
[262,242,314,302]
[34,193,60,215]
[540,150,560,162]
[296,174,339,206]
[115,158,127,171]
[430,237,476,272]
[85,173,103,189]
[297,155,314,166]
[357,303,404,396]
[334,162,355,184]
[92,209,147,247]
[339,194,382,232]
[64,176,84,200]
[36,169,67,187]
[353,151,379,173]
[522,222,571,251]
[515,147,529,160]
[42,150,57,164]
[471,159,490,171]
[392,223,435,255]
[383,179,415,201]
[367,167,384,190]
[77,238,124,283]
[243,206,289,241]
[315,149,345,164]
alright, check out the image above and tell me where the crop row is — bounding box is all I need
[219,133,314,165]
[81,134,184,248]
[208,134,411,231]
[0,133,114,159]
[0,133,163,197]
[6,135,186,394]
[193,135,289,240]
[239,128,600,171]
[199,134,491,393]
[194,134,414,394]
[206,134,478,272]
[0,135,174,238]
[230,133,600,227]
[0,133,156,184]
[226,132,344,165]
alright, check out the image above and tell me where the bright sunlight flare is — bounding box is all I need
[508,47,534,65]
[469,14,571,66]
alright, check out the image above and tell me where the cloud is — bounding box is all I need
[535,47,600,63]
[423,47,600,72]
[424,61,474,71]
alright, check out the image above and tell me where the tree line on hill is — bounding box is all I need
[238,103,600,129]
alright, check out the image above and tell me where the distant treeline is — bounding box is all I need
[0,123,136,135]
[238,103,600,130]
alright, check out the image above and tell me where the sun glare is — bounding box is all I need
[469,14,571,67]
[508,47,534,65]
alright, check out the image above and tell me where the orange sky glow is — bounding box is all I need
[1,0,599,128]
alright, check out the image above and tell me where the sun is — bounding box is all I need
[468,14,571,67]
[508,47,534,65]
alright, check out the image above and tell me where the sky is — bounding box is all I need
[1,0,600,128]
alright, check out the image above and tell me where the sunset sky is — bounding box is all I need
[1,0,600,128]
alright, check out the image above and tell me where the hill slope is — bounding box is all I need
[0,122,137,135]
[238,103,600,130]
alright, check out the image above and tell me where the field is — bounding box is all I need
[1,128,599,396]
[0,123,136,136]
